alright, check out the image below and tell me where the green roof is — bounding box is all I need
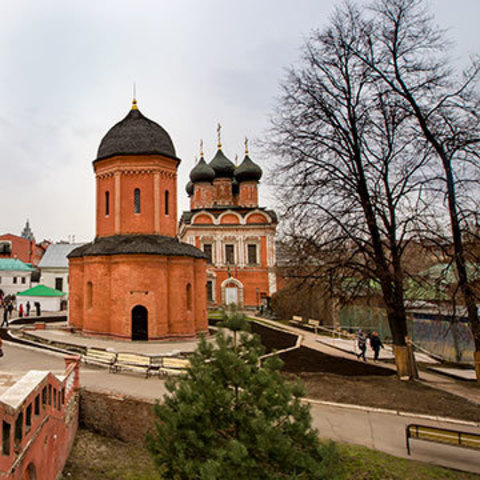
[17,284,66,297]
[0,258,35,272]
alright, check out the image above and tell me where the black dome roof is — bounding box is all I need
[186,181,194,196]
[190,157,215,183]
[96,103,176,161]
[235,155,262,182]
[209,149,235,178]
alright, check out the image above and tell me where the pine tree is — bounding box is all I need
[147,313,339,479]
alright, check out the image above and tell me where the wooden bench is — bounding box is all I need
[159,357,191,376]
[289,315,304,327]
[83,348,117,371]
[307,319,320,334]
[112,352,153,378]
[406,424,480,455]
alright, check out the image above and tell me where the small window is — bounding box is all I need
[247,244,258,265]
[34,395,40,417]
[2,421,11,456]
[48,385,52,406]
[14,412,23,445]
[105,191,110,216]
[186,283,192,311]
[61,389,65,407]
[21,277,26,284]
[13,277,17,284]
[53,388,57,408]
[165,190,169,215]
[206,281,213,302]
[42,387,47,408]
[26,404,32,432]
[203,244,213,264]
[225,245,235,265]
[134,188,141,214]
[55,277,63,291]
[87,282,93,308]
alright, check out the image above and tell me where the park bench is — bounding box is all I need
[406,424,480,455]
[289,315,304,327]
[83,348,117,371]
[159,357,191,376]
[112,352,153,378]
[307,318,320,334]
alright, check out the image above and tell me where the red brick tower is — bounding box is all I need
[68,99,208,340]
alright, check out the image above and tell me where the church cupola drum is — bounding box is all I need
[68,99,208,340]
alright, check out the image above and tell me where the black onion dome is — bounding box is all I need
[235,155,262,182]
[209,149,235,178]
[186,181,194,196]
[96,106,176,161]
[190,157,215,183]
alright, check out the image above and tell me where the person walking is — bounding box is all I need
[1,306,8,327]
[370,331,384,362]
[26,301,31,317]
[35,302,41,317]
[19,304,24,318]
[356,329,367,362]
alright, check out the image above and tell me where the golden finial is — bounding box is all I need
[200,139,204,157]
[217,123,222,149]
[244,137,249,155]
[131,83,138,110]
[195,155,198,164]
[235,154,238,166]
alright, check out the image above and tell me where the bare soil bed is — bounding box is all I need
[249,322,480,423]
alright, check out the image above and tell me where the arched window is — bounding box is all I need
[134,188,141,214]
[87,282,93,308]
[165,190,169,215]
[186,283,192,311]
[105,191,110,216]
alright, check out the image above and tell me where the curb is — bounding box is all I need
[303,398,480,428]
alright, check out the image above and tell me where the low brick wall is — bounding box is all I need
[79,389,157,445]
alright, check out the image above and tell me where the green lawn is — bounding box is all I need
[62,429,479,480]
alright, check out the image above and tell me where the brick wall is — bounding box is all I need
[79,389,157,445]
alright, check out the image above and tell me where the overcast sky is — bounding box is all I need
[1,0,479,243]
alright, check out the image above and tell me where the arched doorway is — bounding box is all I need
[22,463,37,480]
[221,278,244,308]
[131,305,148,340]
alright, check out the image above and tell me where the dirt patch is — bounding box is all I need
[289,372,480,422]
[250,321,298,352]
[280,346,394,376]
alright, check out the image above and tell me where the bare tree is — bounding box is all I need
[269,4,428,377]
[354,0,480,379]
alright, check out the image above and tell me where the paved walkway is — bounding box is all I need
[16,325,209,355]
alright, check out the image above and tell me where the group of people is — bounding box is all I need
[356,329,383,362]
[1,295,42,328]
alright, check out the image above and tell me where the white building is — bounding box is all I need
[38,243,85,293]
[0,259,35,296]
